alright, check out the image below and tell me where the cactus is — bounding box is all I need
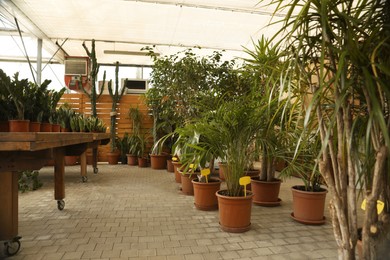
[108,61,126,152]
[81,39,105,117]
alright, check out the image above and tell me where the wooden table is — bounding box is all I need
[0,132,109,256]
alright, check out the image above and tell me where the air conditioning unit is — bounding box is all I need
[122,78,148,94]
[64,56,90,92]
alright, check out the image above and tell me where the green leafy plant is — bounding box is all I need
[261,0,390,258]
[18,170,42,193]
[57,103,76,130]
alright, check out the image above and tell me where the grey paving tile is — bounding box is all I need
[12,165,341,260]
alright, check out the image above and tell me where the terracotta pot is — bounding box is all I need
[138,157,148,168]
[275,159,287,172]
[166,159,174,172]
[291,185,327,225]
[244,169,260,190]
[61,127,71,132]
[150,154,167,169]
[218,162,227,181]
[216,190,254,233]
[126,154,138,166]
[180,171,197,195]
[65,156,78,166]
[357,239,362,259]
[107,151,120,165]
[9,120,30,132]
[29,121,41,132]
[0,121,9,132]
[51,124,61,132]
[172,161,183,183]
[192,178,221,210]
[40,122,52,132]
[250,177,282,206]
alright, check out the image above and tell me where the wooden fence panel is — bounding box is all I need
[59,93,154,162]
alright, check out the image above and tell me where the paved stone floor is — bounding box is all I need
[3,164,339,260]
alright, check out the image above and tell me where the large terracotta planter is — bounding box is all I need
[9,120,30,132]
[172,161,182,183]
[291,185,327,225]
[138,157,148,168]
[218,162,227,181]
[192,178,221,210]
[29,121,41,132]
[166,159,174,172]
[107,151,120,165]
[250,177,282,206]
[126,154,138,166]
[244,169,260,190]
[150,154,167,169]
[0,121,9,132]
[180,171,197,195]
[51,124,61,132]
[216,190,254,233]
[65,156,78,166]
[40,122,52,132]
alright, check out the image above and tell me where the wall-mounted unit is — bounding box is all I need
[122,78,148,94]
[64,56,90,92]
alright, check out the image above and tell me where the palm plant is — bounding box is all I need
[173,97,264,197]
[261,0,390,258]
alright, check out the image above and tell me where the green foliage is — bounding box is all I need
[57,103,76,129]
[143,47,250,147]
[108,61,126,152]
[260,0,390,258]
[18,170,42,193]
[81,39,105,117]
[116,132,131,163]
[69,114,105,132]
[128,106,143,135]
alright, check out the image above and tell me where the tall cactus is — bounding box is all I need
[81,39,105,117]
[108,61,126,152]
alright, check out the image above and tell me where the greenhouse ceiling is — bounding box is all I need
[0,0,287,66]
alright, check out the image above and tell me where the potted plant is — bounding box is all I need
[171,126,222,208]
[261,0,390,258]
[242,36,288,205]
[136,134,149,168]
[116,133,130,164]
[80,39,105,118]
[57,103,76,132]
[1,71,30,132]
[126,106,143,165]
[286,129,328,225]
[176,95,263,232]
[106,61,126,164]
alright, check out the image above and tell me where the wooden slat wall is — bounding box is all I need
[58,93,153,162]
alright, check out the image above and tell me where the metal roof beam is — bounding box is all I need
[0,0,65,63]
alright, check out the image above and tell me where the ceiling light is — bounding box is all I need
[104,50,159,56]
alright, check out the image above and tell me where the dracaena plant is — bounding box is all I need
[260,0,390,258]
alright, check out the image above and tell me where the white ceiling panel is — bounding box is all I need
[0,0,287,65]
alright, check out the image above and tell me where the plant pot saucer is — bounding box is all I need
[219,222,251,233]
[253,198,282,207]
[290,213,326,225]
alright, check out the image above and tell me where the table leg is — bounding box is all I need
[80,151,87,182]
[54,148,65,210]
[92,148,98,174]
[0,171,18,241]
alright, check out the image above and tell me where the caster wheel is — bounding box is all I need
[93,167,98,174]
[82,176,88,182]
[57,200,65,210]
[4,237,21,257]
